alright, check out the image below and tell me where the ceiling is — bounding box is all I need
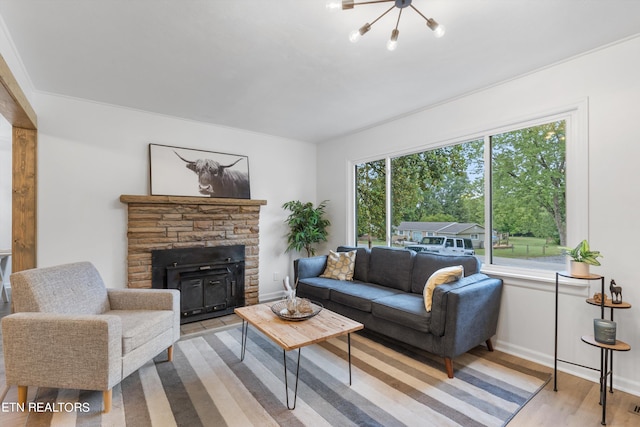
[0,0,639,143]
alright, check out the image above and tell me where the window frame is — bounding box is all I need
[348,99,589,285]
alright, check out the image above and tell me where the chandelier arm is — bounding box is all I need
[369,5,396,27]
[352,0,395,6]
[394,7,403,30]
[409,4,429,22]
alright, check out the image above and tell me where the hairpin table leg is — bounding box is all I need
[283,349,302,410]
[348,333,353,385]
[240,320,248,361]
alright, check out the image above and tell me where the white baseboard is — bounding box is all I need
[258,290,285,303]
[495,339,640,397]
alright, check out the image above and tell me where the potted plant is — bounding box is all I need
[562,239,602,277]
[282,200,330,257]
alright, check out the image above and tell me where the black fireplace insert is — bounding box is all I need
[151,245,245,324]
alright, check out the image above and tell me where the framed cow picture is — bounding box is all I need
[149,143,251,199]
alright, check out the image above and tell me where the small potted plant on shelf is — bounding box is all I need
[562,239,602,277]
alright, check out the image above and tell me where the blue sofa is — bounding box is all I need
[295,246,503,378]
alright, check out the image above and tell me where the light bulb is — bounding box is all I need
[427,18,446,38]
[434,24,446,38]
[325,0,341,10]
[387,29,399,51]
[349,23,371,43]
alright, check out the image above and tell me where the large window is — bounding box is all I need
[354,114,576,273]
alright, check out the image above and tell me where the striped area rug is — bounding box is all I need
[23,326,550,427]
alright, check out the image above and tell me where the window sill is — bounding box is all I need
[480,265,593,297]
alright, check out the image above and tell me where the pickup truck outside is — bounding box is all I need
[406,236,475,256]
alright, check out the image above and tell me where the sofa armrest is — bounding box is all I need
[430,274,503,357]
[1,313,122,390]
[107,288,179,311]
[294,255,328,281]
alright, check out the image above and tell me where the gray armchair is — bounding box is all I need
[1,262,180,412]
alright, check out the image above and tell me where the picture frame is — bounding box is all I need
[149,143,251,199]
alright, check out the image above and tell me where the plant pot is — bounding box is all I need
[570,260,590,277]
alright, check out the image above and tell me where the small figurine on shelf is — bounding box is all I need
[610,279,623,304]
[593,292,609,304]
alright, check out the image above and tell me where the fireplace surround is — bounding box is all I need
[120,195,267,315]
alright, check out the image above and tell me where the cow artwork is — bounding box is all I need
[174,151,250,198]
[149,144,251,199]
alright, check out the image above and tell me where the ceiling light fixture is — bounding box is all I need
[327,0,445,50]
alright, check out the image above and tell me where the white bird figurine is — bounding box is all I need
[283,276,295,299]
[283,276,293,292]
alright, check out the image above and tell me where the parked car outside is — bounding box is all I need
[406,236,475,255]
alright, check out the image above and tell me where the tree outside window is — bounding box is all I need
[354,119,567,271]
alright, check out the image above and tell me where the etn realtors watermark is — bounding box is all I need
[2,401,91,413]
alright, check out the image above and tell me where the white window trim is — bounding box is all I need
[482,99,589,284]
[347,98,589,287]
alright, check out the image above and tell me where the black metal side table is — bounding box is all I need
[554,271,604,391]
[554,271,632,425]
[581,335,631,425]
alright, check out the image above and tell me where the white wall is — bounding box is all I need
[0,117,10,286]
[317,35,640,396]
[33,92,316,301]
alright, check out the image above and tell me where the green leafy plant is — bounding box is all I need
[282,200,330,257]
[562,239,602,266]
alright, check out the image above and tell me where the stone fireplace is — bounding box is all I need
[120,195,267,317]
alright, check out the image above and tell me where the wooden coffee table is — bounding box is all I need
[234,302,364,409]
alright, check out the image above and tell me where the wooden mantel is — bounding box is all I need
[120,194,267,305]
[120,194,267,206]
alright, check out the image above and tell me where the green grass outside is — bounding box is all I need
[358,236,563,259]
[476,236,563,258]
[357,239,389,248]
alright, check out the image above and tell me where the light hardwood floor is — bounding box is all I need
[492,350,639,426]
[0,296,638,426]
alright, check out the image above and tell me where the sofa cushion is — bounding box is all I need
[337,246,370,282]
[320,250,357,281]
[295,256,328,281]
[106,310,174,355]
[331,282,402,312]
[297,277,351,301]
[411,252,480,294]
[423,265,464,312]
[372,294,431,333]
[367,247,415,292]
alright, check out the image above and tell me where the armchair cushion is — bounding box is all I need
[108,310,174,354]
[108,288,181,342]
